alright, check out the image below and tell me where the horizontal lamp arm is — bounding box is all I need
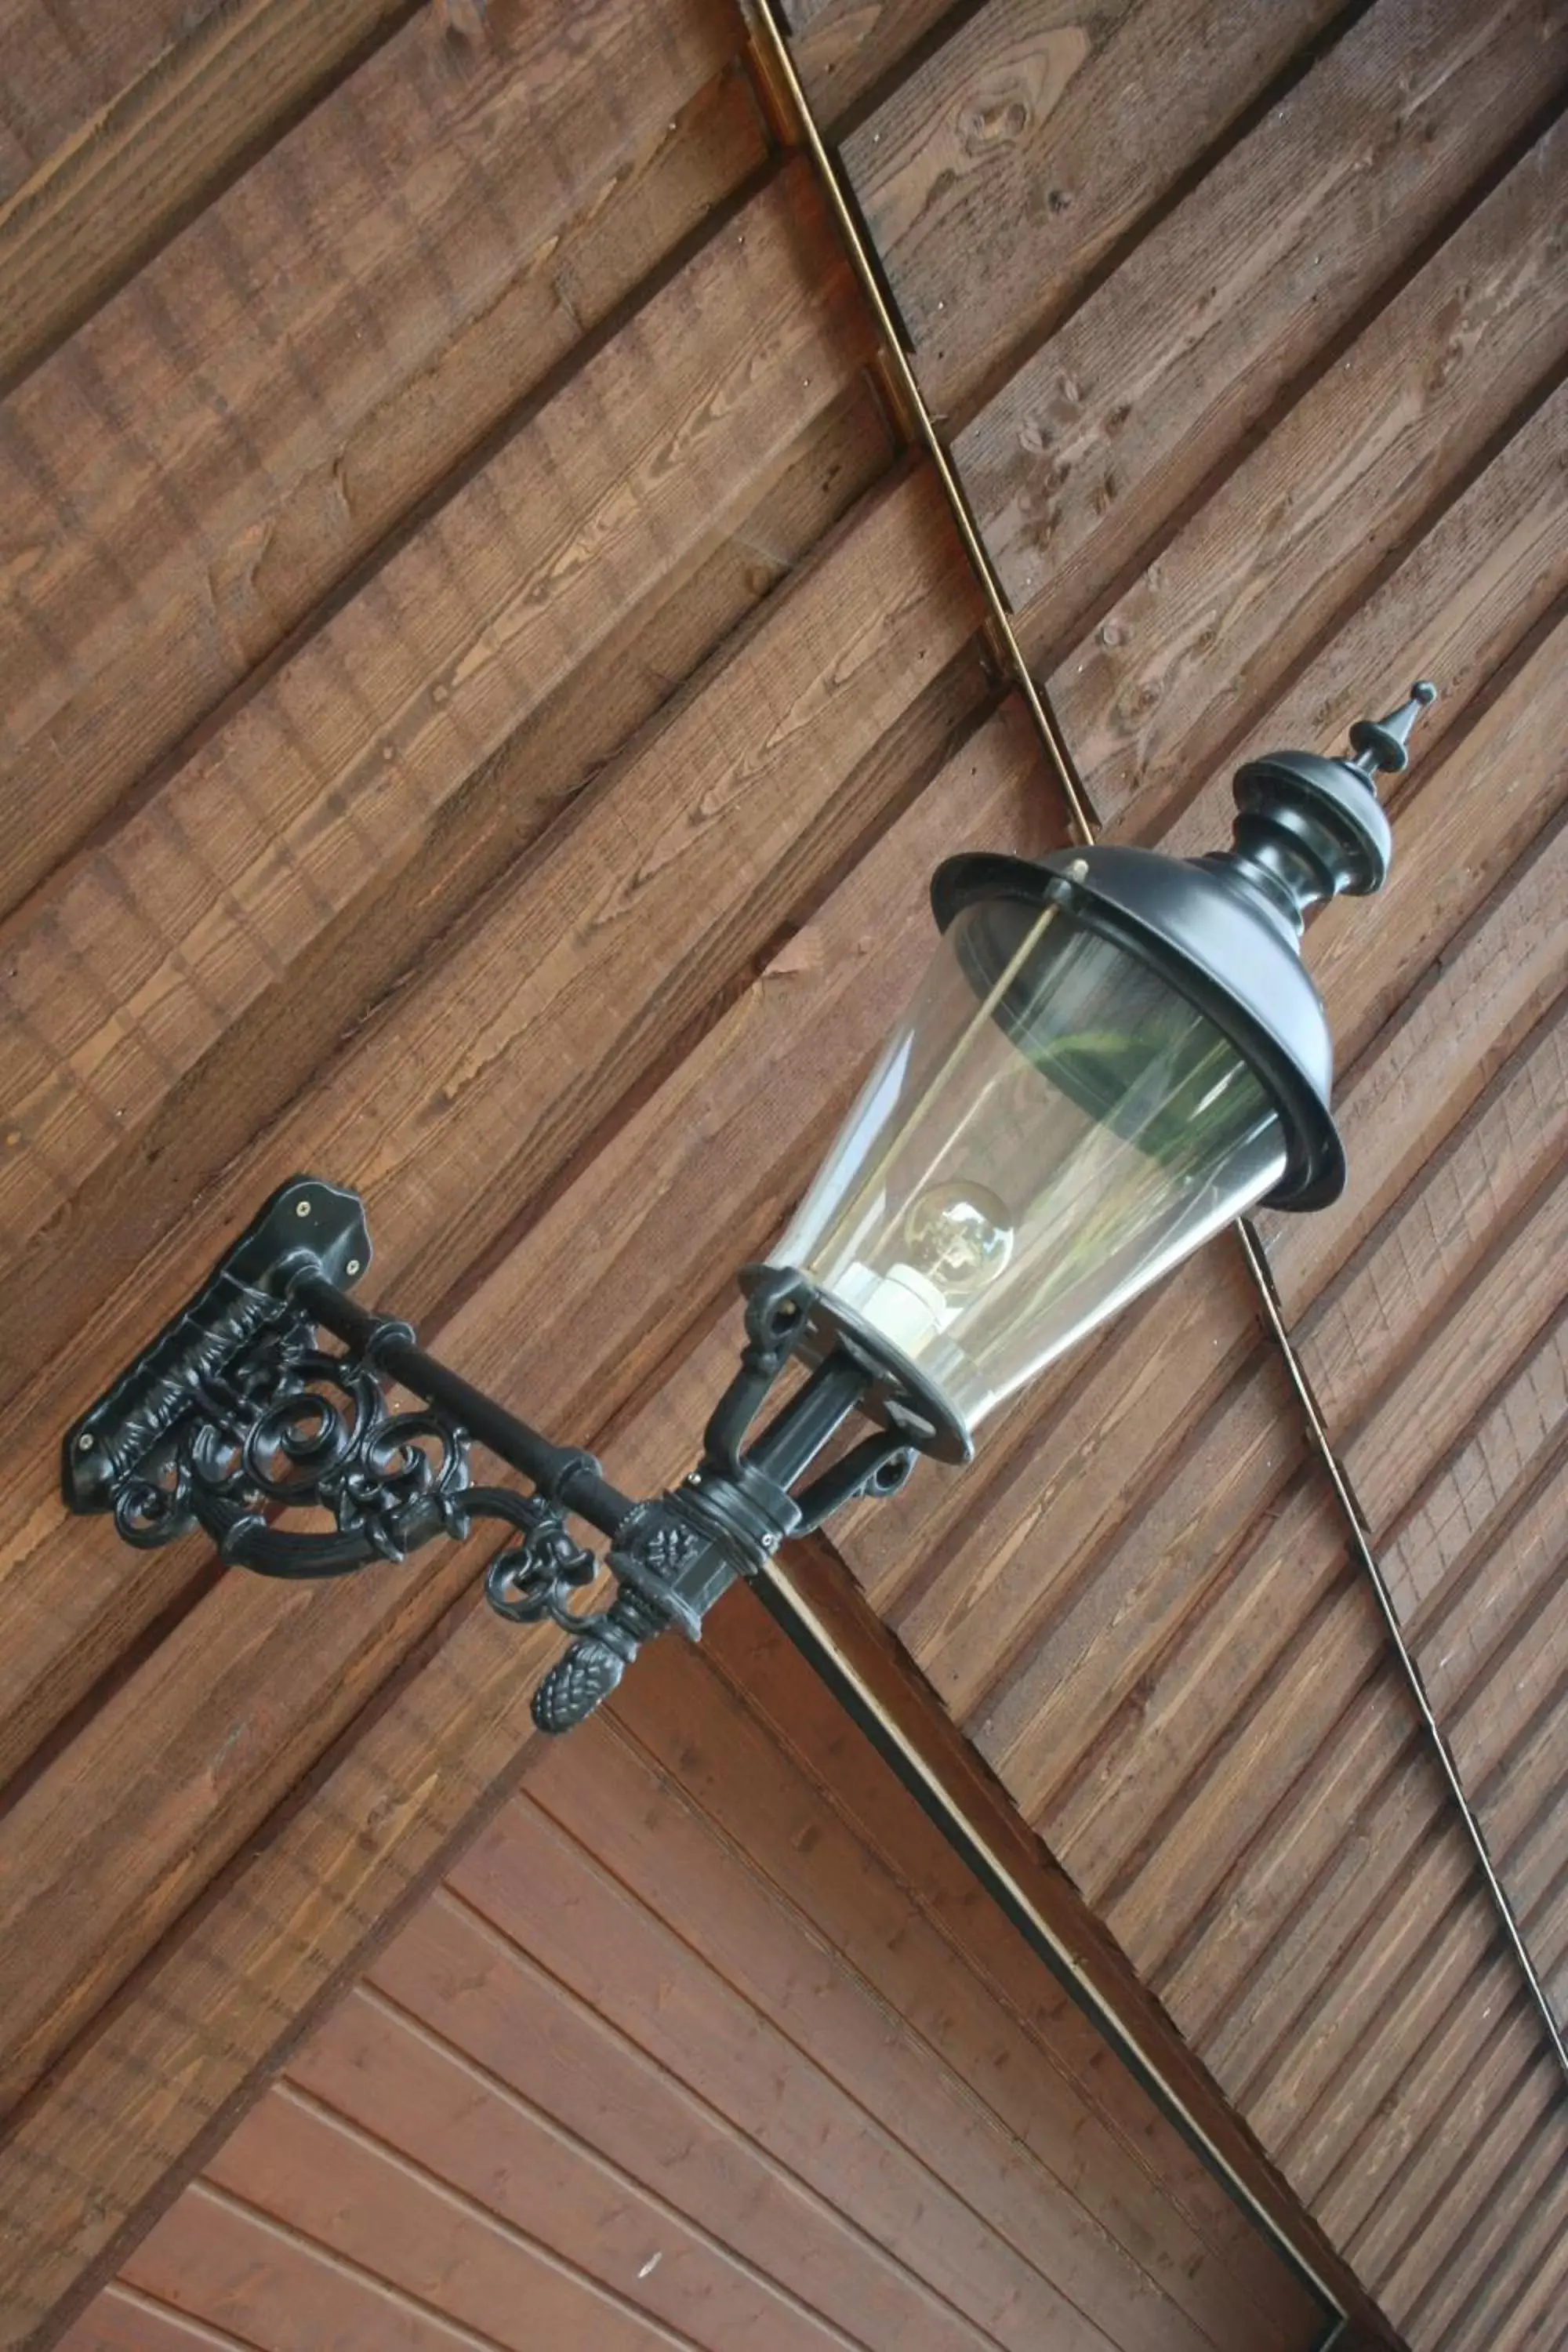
[60,1180,934,1733]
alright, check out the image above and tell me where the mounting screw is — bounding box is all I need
[295,1199,312,1218]
[345,1258,361,1277]
[77,1432,94,1452]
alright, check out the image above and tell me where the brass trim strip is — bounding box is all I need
[742,5,1353,2330]
[746,0,1567,2278]
[1239,1221,1568,2087]
[741,0,1096,846]
[753,1551,1348,2338]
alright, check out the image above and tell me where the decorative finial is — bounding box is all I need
[1348,680,1439,778]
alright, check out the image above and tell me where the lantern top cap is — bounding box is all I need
[1228,680,1436,903]
[1349,679,1439,775]
[931,678,1438,1214]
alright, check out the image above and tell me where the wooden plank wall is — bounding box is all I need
[0,0,1051,2339]
[789,0,1568,2346]
[0,0,1562,2346]
[58,1578,1330,2352]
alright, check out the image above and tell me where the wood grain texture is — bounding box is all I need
[0,0,764,916]
[128,2168,700,2352]
[0,165,868,1307]
[1399,1308,1568,1666]
[691,1588,1327,2328]
[956,0,1568,665]
[56,1526,1324,2352]
[1048,123,1568,837]
[1368,2052,1565,2322]
[1298,1011,1568,1446]
[1341,1160,1568,1540]
[1044,1474,1348,1907]
[0,0,229,194]
[0,464,979,1824]
[231,2030,866,2352]
[0,0,420,388]
[0,374,903,1465]
[786,0,963,125]
[9,0,1568,2332]
[844,0,1343,421]
[832,2,1568,2325]
[572,1651,1280,2351]
[1265,809,1568,1327]
[877,1253,1269,1719]
[0,476,983,2124]
[0,695,1029,2339]
[488,1771,1157,2351]
[57,2285,245,2352]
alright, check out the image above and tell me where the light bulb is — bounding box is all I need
[902,1180,1014,1301]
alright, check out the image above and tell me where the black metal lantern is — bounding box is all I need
[63,687,1435,1731]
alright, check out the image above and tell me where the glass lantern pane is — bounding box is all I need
[771,897,1287,1439]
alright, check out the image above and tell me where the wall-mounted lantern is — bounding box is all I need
[63,688,1435,1732]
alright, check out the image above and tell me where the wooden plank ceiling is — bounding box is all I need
[0,0,1563,2345]
[58,1581,1331,2352]
[809,0,1568,2343]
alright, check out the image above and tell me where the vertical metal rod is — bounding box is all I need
[749,1351,869,1484]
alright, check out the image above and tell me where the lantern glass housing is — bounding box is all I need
[771,894,1287,1439]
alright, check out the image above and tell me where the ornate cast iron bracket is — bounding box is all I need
[64,1178,957,1733]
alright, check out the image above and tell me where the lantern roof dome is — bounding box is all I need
[931,684,1436,1211]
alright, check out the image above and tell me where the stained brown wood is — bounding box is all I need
[1341,1163,1568,1538]
[240,2026,862,2352]
[843,0,1344,422]
[8,0,1568,2339]
[63,1566,1327,2352]
[1304,1958,1528,2240]
[370,1896,1012,2352]
[0,0,764,916]
[691,1584,1334,2324]
[1044,1475,1348,1905]
[0,705,1033,2336]
[57,2286,238,2352]
[128,2184,558,2352]
[786,0,961,123]
[0,550,985,2122]
[1298,1012,1568,1445]
[0,0,420,390]
[570,1651,1276,2350]
[1382,2085,1568,2335]
[1047,132,1568,839]
[0,0,228,193]
[0,491,981,1793]
[831,1,1568,2328]
[466,1795,1130,2350]
[1403,1316,1568,1666]
[880,1255,1269,1719]
[1266,816,1568,1325]
[0,164,870,1313]
[979,1349,1302,1817]
[955,0,1568,665]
